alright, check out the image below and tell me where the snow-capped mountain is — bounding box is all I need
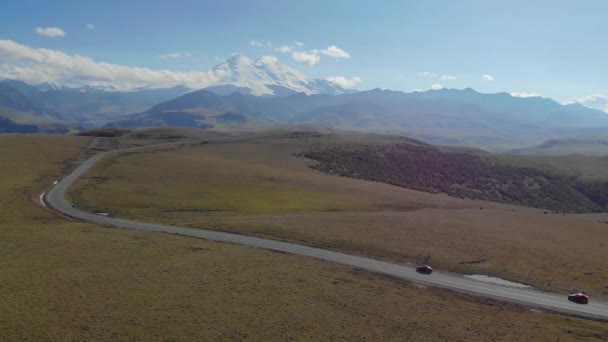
[2,54,351,96]
[208,54,348,96]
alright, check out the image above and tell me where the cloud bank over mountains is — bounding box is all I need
[0,40,358,94]
[571,94,608,113]
[0,40,225,90]
[0,39,604,112]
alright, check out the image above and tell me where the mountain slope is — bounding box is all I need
[0,82,42,114]
[109,89,273,129]
[0,80,190,129]
[0,82,69,133]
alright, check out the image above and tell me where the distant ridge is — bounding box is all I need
[107,87,608,152]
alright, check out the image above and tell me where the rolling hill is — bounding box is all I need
[301,142,608,213]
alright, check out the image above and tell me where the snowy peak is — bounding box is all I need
[6,54,350,97]
[210,54,346,96]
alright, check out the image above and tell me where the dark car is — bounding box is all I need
[568,293,589,304]
[416,265,433,275]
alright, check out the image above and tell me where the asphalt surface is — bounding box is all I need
[44,141,608,320]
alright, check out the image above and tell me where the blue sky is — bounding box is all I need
[0,0,607,104]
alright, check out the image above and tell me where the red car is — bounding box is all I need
[568,293,589,304]
[416,265,433,275]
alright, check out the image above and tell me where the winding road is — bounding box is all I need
[44,140,608,320]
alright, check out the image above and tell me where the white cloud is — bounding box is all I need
[250,40,272,48]
[275,41,307,54]
[0,39,230,90]
[510,92,542,98]
[313,45,350,58]
[275,45,291,53]
[326,76,361,88]
[35,27,65,37]
[86,24,95,30]
[256,55,278,64]
[570,94,608,113]
[419,71,455,81]
[159,52,192,59]
[482,74,494,81]
[290,44,351,65]
[431,84,444,90]
[291,51,320,66]
[0,39,355,93]
[418,71,436,77]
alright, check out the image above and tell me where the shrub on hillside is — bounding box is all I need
[300,143,607,213]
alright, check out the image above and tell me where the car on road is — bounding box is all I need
[416,265,433,275]
[568,293,589,304]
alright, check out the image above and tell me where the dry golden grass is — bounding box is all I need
[3,133,607,340]
[70,134,608,299]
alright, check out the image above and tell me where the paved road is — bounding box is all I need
[44,141,608,320]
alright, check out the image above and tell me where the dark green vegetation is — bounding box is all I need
[301,143,608,213]
[5,134,608,340]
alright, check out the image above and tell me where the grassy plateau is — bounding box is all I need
[69,129,608,299]
[0,130,607,340]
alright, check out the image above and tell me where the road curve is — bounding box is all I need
[44,141,608,320]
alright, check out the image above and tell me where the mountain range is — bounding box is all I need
[108,87,608,151]
[1,55,608,152]
[0,80,190,131]
[0,54,349,132]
